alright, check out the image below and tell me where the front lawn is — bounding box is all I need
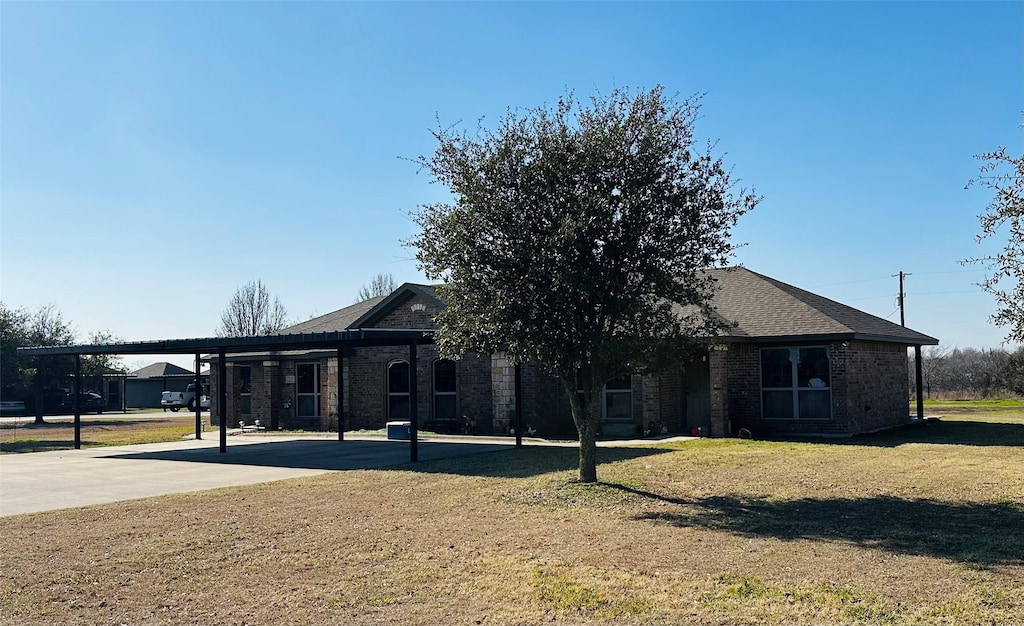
[0,415,202,453]
[0,409,1021,625]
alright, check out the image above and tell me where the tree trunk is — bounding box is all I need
[565,377,601,483]
[33,388,45,425]
[577,408,598,483]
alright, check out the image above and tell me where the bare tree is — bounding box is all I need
[909,346,1018,399]
[218,280,289,337]
[356,273,397,302]
[965,143,1023,343]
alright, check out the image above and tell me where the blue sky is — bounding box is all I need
[2,1,1020,370]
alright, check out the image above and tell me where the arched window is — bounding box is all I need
[604,375,632,421]
[387,361,410,420]
[433,359,457,421]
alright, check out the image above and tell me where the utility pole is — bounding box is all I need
[893,271,911,327]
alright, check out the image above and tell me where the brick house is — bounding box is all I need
[209,268,937,438]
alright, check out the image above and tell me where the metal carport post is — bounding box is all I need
[337,346,344,442]
[409,340,418,463]
[194,353,203,440]
[218,348,227,453]
[74,354,81,449]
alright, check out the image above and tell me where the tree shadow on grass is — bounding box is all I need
[612,484,1024,566]
[846,420,1024,448]
[761,419,1024,448]
[401,445,672,479]
[105,439,669,478]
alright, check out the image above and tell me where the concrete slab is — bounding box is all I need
[0,435,513,517]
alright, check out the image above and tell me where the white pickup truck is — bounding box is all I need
[161,382,210,412]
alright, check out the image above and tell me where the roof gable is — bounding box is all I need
[279,283,443,335]
[131,362,194,378]
[348,283,444,329]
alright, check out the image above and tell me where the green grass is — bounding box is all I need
[921,398,1023,408]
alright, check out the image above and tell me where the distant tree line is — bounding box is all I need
[1,303,125,422]
[910,346,1024,399]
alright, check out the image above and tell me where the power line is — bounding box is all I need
[845,294,898,302]
[912,269,987,276]
[907,290,980,296]
[810,275,891,289]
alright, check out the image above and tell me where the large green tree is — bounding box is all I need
[1,304,125,422]
[412,87,758,482]
[21,305,75,423]
[966,145,1023,343]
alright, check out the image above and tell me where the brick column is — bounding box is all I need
[263,361,280,431]
[491,353,515,433]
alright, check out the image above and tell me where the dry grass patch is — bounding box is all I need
[0,415,201,453]
[1,408,1022,625]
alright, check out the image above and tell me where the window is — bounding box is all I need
[604,375,633,421]
[433,359,457,421]
[761,347,831,419]
[296,363,320,417]
[387,361,410,420]
[239,366,252,415]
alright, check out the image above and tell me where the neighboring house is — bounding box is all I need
[126,362,208,408]
[208,268,937,438]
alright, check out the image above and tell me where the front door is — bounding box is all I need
[684,354,711,431]
[296,362,321,418]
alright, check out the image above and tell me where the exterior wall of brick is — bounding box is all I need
[656,367,685,433]
[724,344,760,435]
[718,340,910,437]
[521,363,574,437]
[372,293,442,329]
[457,353,493,433]
[210,285,916,440]
[843,341,910,433]
[709,347,730,436]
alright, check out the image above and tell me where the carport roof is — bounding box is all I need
[17,328,435,357]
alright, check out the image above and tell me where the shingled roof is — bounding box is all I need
[131,362,195,378]
[275,272,936,347]
[707,267,938,345]
[280,295,387,334]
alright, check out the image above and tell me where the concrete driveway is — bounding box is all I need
[0,434,514,517]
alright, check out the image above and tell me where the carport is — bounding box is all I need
[18,329,527,461]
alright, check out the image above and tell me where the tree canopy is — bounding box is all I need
[1,303,124,422]
[411,86,758,482]
[217,280,289,337]
[966,145,1023,343]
